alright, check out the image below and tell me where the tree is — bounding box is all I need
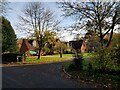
[42,31,57,55]
[69,38,84,70]
[54,39,68,58]
[0,0,8,51]
[84,31,100,52]
[0,0,10,16]
[58,1,120,70]
[2,16,17,53]
[58,1,120,48]
[18,2,59,59]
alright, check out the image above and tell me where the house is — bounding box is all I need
[28,39,37,47]
[17,39,35,51]
[81,41,88,53]
[17,39,38,56]
[20,39,30,53]
[69,40,88,53]
[84,32,120,52]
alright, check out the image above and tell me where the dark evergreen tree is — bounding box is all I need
[2,16,17,53]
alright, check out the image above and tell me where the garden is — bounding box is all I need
[64,47,120,89]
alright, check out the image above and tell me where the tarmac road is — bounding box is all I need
[2,61,94,88]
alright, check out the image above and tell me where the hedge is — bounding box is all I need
[2,53,23,62]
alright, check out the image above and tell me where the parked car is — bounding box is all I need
[30,50,38,56]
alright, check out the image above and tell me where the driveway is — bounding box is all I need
[2,61,93,88]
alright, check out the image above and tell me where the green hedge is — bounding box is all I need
[2,53,23,62]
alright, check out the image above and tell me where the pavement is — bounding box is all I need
[2,61,94,88]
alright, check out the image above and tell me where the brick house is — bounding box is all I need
[81,41,88,53]
[69,40,88,53]
[17,39,35,51]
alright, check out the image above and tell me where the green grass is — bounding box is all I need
[50,54,74,57]
[83,52,93,57]
[26,56,73,64]
[4,54,74,65]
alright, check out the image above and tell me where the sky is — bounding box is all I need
[5,0,120,41]
[6,1,76,41]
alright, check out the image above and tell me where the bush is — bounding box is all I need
[73,54,84,70]
[2,53,23,63]
[114,46,120,64]
[63,51,74,54]
[67,63,76,71]
[92,47,119,70]
[26,51,31,57]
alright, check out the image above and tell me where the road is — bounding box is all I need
[2,61,94,88]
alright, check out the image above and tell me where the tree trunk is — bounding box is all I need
[38,39,42,59]
[37,36,43,59]
[106,11,117,48]
[59,47,62,58]
[38,49,41,59]
[60,53,62,58]
[22,52,26,63]
[106,29,113,48]
[76,49,79,57]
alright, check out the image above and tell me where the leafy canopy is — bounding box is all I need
[2,16,17,53]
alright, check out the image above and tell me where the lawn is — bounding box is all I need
[25,54,74,64]
[25,53,91,65]
[50,54,74,57]
[2,54,74,65]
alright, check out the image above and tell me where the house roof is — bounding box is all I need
[20,39,30,53]
[19,39,35,53]
[69,40,83,50]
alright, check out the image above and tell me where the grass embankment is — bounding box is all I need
[64,53,120,89]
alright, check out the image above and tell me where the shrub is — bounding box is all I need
[26,51,31,57]
[92,47,118,70]
[2,53,23,63]
[64,51,74,54]
[114,46,120,64]
[67,63,76,71]
[73,54,84,70]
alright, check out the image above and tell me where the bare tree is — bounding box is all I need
[58,1,120,48]
[18,2,59,59]
[0,0,9,16]
[0,0,7,31]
